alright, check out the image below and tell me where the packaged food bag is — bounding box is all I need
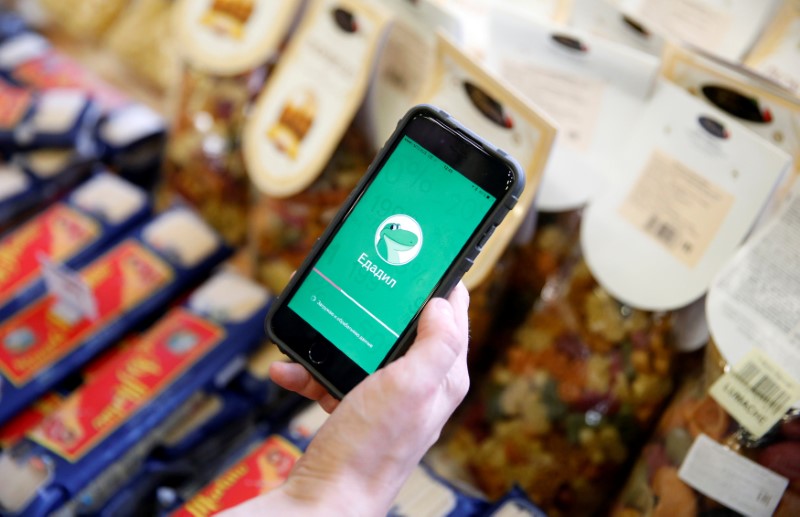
[0,207,230,427]
[436,81,791,515]
[163,0,301,245]
[411,34,557,349]
[245,0,391,291]
[35,0,131,41]
[568,0,664,56]
[0,270,272,516]
[0,173,150,321]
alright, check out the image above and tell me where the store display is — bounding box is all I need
[0,173,149,320]
[0,207,230,427]
[0,270,271,516]
[0,0,796,513]
[745,0,800,97]
[163,0,300,245]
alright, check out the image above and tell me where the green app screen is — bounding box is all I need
[289,136,496,373]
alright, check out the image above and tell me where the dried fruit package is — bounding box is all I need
[412,35,556,352]
[249,124,371,292]
[612,343,800,517]
[442,249,675,516]
[162,66,261,245]
[161,0,300,245]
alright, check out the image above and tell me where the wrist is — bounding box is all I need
[279,451,411,516]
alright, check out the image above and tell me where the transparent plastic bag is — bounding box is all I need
[612,342,800,517]
[443,249,675,516]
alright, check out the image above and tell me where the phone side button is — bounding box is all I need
[462,257,474,273]
[308,342,330,365]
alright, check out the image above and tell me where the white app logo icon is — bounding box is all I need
[374,215,423,266]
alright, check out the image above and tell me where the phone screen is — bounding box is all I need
[286,135,496,373]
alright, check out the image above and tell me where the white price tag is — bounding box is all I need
[678,434,788,517]
[38,254,98,321]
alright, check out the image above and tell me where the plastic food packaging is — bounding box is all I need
[249,123,371,292]
[0,270,271,516]
[162,66,263,246]
[162,0,300,246]
[440,250,675,516]
[612,343,800,517]
[0,207,230,427]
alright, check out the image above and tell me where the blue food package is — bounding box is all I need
[0,270,271,516]
[168,404,329,517]
[13,89,96,151]
[482,487,548,517]
[93,104,166,189]
[0,79,33,156]
[0,172,151,321]
[0,11,27,44]
[0,151,96,234]
[0,207,231,427]
[0,32,129,113]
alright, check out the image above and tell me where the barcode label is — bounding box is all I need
[736,361,791,411]
[710,349,800,439]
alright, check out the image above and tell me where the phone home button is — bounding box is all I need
[308,342,330,365]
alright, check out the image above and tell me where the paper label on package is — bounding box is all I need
[0,204,100,308]
[419,35,555,289]
[173,0,298,76]
[678,434,788,517]
[662,45,800,186]
[176,436,301,517]
[710,349,800,438]
[499,59,603,152]
[28,309,224,461]
[707,185,800,394]
[581,81,790,310]
[0,241,173,386]
[619,149,734,268]
[244,0,390,198]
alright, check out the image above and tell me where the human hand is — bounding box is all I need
[222,282,470,516]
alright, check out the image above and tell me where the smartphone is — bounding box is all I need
[265,105,524,398]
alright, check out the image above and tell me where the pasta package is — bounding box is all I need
[163,0,301,245]
[442,253,675,515]
[36,0,131,41]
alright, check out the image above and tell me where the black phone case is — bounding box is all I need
[265,104,525,399]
